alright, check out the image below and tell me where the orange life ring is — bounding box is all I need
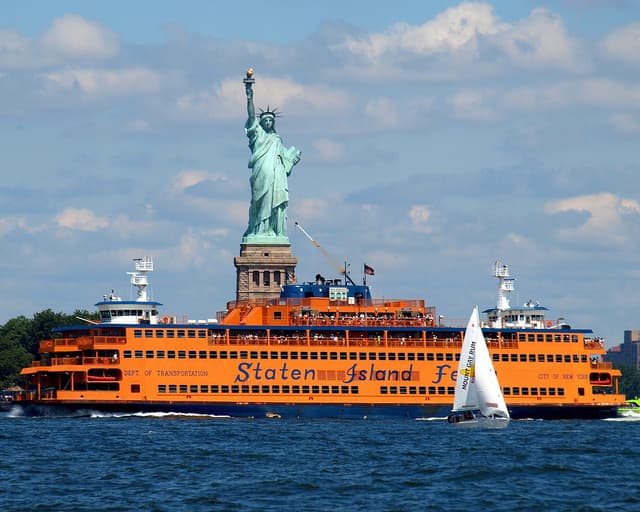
[162,315,170,324]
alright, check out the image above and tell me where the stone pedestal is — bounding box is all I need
[234,244,297,303]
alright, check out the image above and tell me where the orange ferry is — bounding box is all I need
[17,258,624,419]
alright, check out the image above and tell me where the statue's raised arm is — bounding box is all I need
[241,68,301,244]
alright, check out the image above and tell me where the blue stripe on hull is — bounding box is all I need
[16,401,619,420]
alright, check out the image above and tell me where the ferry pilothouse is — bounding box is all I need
[16,258,624,419]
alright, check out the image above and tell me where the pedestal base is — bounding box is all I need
[234,244,297,303]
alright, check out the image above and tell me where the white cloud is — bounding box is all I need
[602,22,640,66]
[312,138,345,162]
[364,97,400,128]
[544,193,640,244]
[55,208,109,232]
[409,205,433,234]
[40,67,162,99]
[41,15,119,60]
[0,217,27,237]
[447,89,498,121]
[608,113,640,134]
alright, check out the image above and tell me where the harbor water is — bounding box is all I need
[1,410,639,511]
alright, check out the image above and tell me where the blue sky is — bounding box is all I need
[1,1,639,346]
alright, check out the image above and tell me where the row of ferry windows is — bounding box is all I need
[122,350,588,364]
[133,329,580,343]
[155,383,565,397]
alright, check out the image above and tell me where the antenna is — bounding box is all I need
[295,222,355,285]
[493,261,515,311]
[127,256,154,302]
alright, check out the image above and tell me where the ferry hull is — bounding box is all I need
[14,400,620,420]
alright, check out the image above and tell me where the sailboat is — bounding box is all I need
[448,306,510,428]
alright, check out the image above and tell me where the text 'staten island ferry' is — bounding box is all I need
[16,258,625,419]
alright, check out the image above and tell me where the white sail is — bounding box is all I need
[451,306,510,426]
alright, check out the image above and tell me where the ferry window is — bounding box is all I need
[145,330,153,338]
[168,351,176,359]
[218,385,227,393]
[492,354,499,362]
[563,335,570,342]
[198,330,207,338]
[211,385,219,393]
[428,386,436,394]
[178,351,186,359]
[520,354,527,362]
[200,385,208,393]
[438,386,445,395]
[381,386,388,394]
[262,385,269,393]
[564,355,570,363]
[398,353,406,361]
[263,271,270,287]
[230,351,238,359]
[189,351,197,359]
[538,354,545,362]
[455,354,460,361]
[549,388,556,396]
[379,353,386,361]
[436,353,443,361]
[145,350,154,359]
[426,353,434,361]
[351,386,359,394]
[157,350,165,359]
[190,385,198,393]
[522,387,529,396]
[519,334,526,342]
[209,351,217,359]
[341,385,349,394]
[349,352,357,360]
[537,335,544,342]
[388,353,396,361]
[302,385,310,394]
[399,386,407,394]
[177,330,186,338]
[166,330,175,338]
[260,351,268,359]
[419,386,426,394]
[270,351,278,359]
[581,355,587,363]
[579,387,586,396]
[231,385,239,393]
[292,385,300,393]
[540,388,547,396]
[527,334,534,342]
[339,352,347,360]
[512,387,520,395]
[503,388,511,395]
[250,351,258,359]
[531,387,538,395]
[367,353,375,360]
[511,354,517,362]
[280,351,288,359]
[546,334,552,342]
[158,385,167,393]
[253,271,260,286]
[135,350,143,359]
[330,352,338,360]
[156,330,164,339]
[546,355,554,362]
[331,386,339,394]
[273,312,282,320]
[220,351,228,359]
[312,385,320,393]
[131,384,140,393]
[389,386,398,394]
[199,351,207,359]
[418,353,425,361]
[179,385,187,393]
[252,385,260,393]
[134,330,142,338]
[239,351,248,359]
[320,352,328,360]
[301,352,309,360]
[447,387,455,395]
[445,353,453,361]
[188,330,196,338]
[501,354,509,362]
[407,353,415,361]
[529,354,536,362]
[169,385,177,393]
[555,355,562,363]
[571,335,578,343]
[554,335,561,342]
[558,388,565,396]
[282,385,290,393]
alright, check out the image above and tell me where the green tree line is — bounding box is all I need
[0,309,98,389]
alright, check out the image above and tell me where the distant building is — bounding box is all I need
[605,330,640,368]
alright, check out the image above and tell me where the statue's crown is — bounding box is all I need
[259,105,281,119]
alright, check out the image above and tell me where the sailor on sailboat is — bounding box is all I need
[448,306,510,428]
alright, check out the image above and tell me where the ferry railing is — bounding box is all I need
[591,361,613,369]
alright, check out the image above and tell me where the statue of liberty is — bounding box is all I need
[242,69,301,244]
